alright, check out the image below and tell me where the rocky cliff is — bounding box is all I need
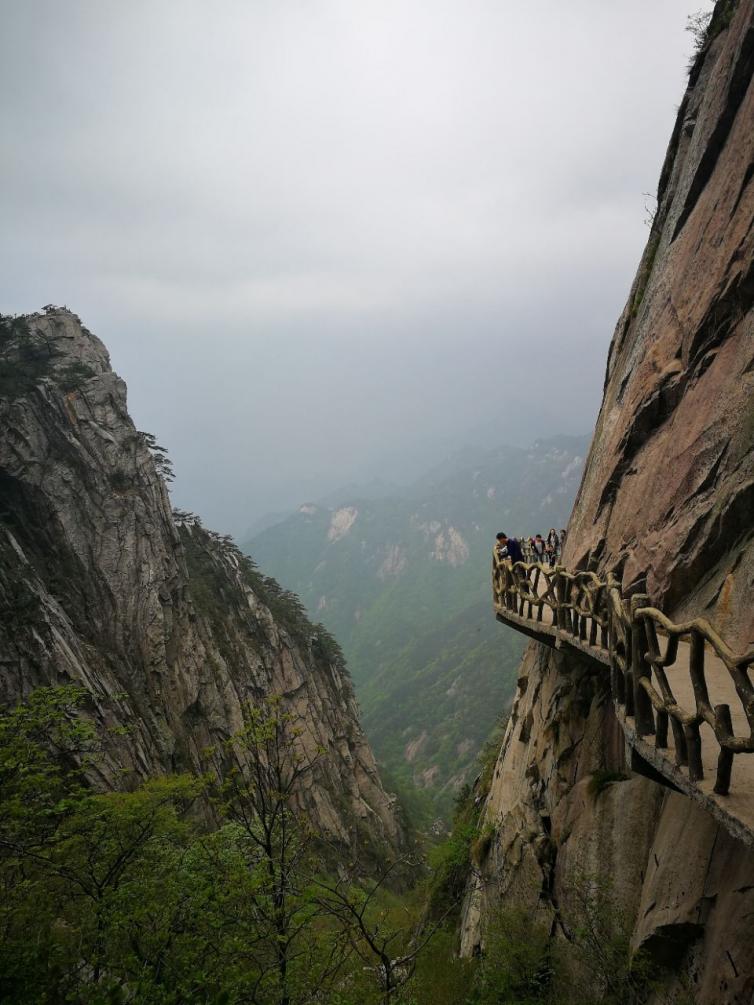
[0,307,403,859]
[460,4,754,1002]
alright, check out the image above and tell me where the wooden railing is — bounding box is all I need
[493,555,754,798]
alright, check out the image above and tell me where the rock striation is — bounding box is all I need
[0,308,403,860]
[461,4,754,1001]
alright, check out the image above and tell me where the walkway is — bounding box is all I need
[492,556,754,847]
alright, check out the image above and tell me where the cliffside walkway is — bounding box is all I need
[492,556,754,847]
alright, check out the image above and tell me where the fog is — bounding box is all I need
[0,1,703,535]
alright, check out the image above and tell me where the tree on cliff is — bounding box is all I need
[207,696,349,1005]
[0,687,434,1004]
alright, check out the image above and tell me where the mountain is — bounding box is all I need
[247,435,588,819]
[0,307,403,860]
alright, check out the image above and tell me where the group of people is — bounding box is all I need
[494,528,566,567]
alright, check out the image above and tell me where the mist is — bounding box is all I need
[0,1,704,534]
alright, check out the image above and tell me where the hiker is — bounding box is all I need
[559,529,567,555]
[547,528,559,556]
[494,532,508,561]
[496,532,523,563]
[532,534,546,564]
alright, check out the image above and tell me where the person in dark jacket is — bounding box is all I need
[496,532,523,563]
[532,534,546,563]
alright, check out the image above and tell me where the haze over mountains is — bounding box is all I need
[0,3,700,538]
[247,435,588,819]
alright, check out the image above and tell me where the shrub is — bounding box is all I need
[472,906,556,1004]
[587,769,628,799]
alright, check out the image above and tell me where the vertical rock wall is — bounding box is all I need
[567,0,754,648]
[461,5,754,1001]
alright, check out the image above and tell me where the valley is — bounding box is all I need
[248,437,588,820]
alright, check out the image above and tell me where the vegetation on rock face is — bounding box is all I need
[686,0,738,63]
[587,769,629,799]
[0,687,421,1005]
[181,519,348,673]
[0,314,58,399]
[1,687,662,1004]
[0,312,98,400]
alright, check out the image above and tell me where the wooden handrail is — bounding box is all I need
[492,554,754,797]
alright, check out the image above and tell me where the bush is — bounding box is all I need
[0,314,57,400]
[472,907,556,1005]
[587,769,628,799]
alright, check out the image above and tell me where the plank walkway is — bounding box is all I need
[493,556,754,847]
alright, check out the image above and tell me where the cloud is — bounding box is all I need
[0,0,701,530]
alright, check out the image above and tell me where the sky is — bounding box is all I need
[0,1,706,536]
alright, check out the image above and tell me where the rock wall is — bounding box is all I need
[566,0,754,648]
[461,4,754,1001]
[0,308,403,860]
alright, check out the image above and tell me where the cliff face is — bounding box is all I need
[461,4,754,1002]
[0,308,402,858]
[566,0,754,648]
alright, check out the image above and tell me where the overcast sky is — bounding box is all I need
[1,1,704,535]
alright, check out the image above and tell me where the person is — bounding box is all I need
[522,537,533,563]
[494,532,508,561]
[495,532,523,563]
[547,528,559,555]
[560,529,567,555]
[533,534,546,564]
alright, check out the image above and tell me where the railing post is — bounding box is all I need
[686,631,709,782]
[714,704,734,796]
[608,591,626,706]
[555,570,566,631]
[625,669,635,717]
[689,632,712,713]
[672,718,689,767]
[655,710,669,748]
[588,586,599,647]
[685,722,704,782]
[630,595,655,737]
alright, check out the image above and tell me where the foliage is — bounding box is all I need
[686,8,714,54]
[470,822,495,867]
[406,929,476,1005]
[471,907,557,1005]
[180,518,350,674]
[0,687,437,1005]
[686,1,737,69]
[57,359,97,391]
[587,769,629,799]
[559,872,656,1005]
[0,314,98,400]
[139,430,176,483]
[0,687,206,1003]
[0,685,682,1005]
[0,313,58,399]
[424,721,504,922]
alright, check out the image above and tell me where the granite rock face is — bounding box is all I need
[0,308,402,859]
[566,0,754,649]
[461,5,754,1001]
